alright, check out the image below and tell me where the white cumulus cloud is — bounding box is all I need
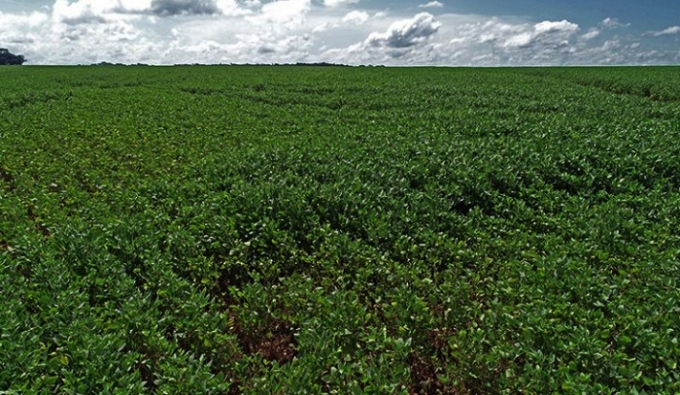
[600,17,628,29]
[320,12,441,64]
[418,1,444,8]
[499,20,578,49]
[324,0,359,8]
[115,0,251,17]
[52,0,117,24]
[342,10,369,25]
[365,12,441,48]
[647,26,680,36]
[534,20,578,34]
[247,0,311,30]
[581,28,600,41]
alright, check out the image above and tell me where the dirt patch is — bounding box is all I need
[234,316,297,365]
[429,328,455,361]
[0,167,16,191]
[27,206,51,239]
[1,240,20,262]
[226,314,297,395]
[408,352,443,395]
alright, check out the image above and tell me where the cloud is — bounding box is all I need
[342,10,369,25]
[148,0,220,16]
[416,16,584,65]
[646,26,680,37]
[319,11,678,66]
[601,17,629,29]
[108,0,251,17]
[534,20,578,34]
[0,11,49,29]
[476,18,527,44]
[239,0,312,36]
[257,45,276,54]
[324,0,359,7]
[312,22,330,33]
[581,28,600,41]
[0,11,49,45]
[497,20,578,51]
[51,0,113,24]
[319,12,442,64]
[418,1,444,8]
[160,0,314,63]
[365,12,441,48]
[255,0,311,28]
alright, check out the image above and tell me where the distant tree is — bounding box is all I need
[0,48,26,65]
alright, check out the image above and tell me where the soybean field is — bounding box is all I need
[1,66,680,394]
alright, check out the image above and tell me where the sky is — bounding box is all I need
[0,0,678,65]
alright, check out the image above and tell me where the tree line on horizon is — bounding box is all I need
[0,50,388,67]
[0,48,26,65]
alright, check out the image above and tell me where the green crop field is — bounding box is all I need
[1,65,679,394]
